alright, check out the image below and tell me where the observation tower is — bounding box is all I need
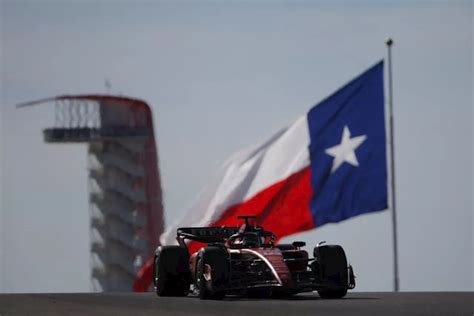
[18,95,164,291]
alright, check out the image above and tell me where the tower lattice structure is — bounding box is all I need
[19,95,164,291]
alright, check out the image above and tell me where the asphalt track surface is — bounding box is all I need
[0,292,472,316]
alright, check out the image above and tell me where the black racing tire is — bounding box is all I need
[313,245,349,299]
[154,246,190,297]
[196,246,229,300]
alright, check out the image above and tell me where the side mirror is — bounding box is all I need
[292,241,306,249]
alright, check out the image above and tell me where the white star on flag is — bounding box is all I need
[325,125,367,173]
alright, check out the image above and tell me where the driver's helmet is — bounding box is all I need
[241,233,259,248]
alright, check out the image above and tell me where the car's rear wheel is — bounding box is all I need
[154,246,190,297]
[313,244,349,299]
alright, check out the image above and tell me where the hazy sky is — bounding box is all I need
[1,1,472,293]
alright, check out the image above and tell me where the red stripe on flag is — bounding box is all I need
[187,166,315,254]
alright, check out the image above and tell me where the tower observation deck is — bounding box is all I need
[18,95,164,291]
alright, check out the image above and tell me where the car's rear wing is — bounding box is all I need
[176,225,275,248]
[176,227,241,245]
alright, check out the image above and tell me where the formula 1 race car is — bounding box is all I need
[153,216,355,299]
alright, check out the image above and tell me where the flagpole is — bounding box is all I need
[386,38,399,292]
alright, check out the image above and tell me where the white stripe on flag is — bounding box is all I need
[161,115,310,245]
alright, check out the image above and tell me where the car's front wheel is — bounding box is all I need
[196,247,228,300]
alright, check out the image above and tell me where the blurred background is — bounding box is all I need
[0,0,472,293]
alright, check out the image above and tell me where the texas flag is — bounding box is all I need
[133,61,387,291]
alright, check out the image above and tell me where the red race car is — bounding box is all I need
[153,216,355,299]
